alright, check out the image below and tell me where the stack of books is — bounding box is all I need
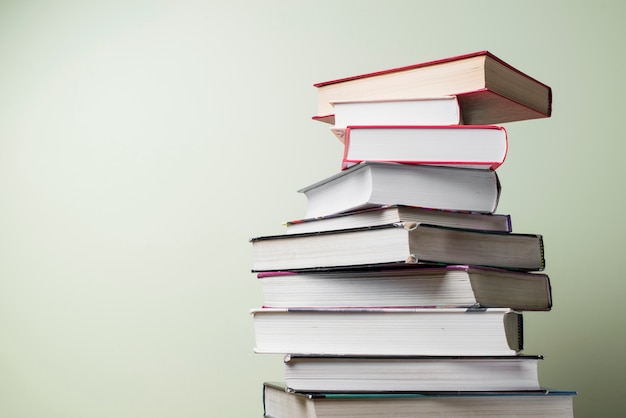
[250,51,576,417]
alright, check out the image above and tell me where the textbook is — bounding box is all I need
[282,354,543,392]
[313,50,552,125]
[257,265,552,311]
[339,124,508,170]
[284,205,512,235]
[251,307,523,356]
[263,382,576,418]
[251,222,545,272]
[298,162,501,218]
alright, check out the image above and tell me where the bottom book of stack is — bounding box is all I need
[263,381,576,418]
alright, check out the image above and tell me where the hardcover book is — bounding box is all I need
[284,205,512,235]
[251,222,545,272]
[339,125,508,170]
[251,307,523,356]
[263,382,576,418]
[298,162,501,218]
[282,354,543,392]
[313,50,552,125]
[331,96,462,131]
[258,265,552,311]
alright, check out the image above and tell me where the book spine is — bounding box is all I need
[538,235,546,270]
[505,311,524,352]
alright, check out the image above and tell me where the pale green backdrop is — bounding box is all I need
[0,1,623,416]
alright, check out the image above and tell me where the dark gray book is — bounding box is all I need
[263,382,576,418]
[284,205,512,235]
[258,265,552,311]
[251,222,544,272]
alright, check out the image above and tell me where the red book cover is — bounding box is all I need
[313,51,546,88]
[340,125,508,170]
[313,51,552,125]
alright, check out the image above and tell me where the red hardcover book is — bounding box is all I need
[313,50,552,125]
[340,125,508,170]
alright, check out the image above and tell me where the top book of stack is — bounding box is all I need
[312,50,552,126]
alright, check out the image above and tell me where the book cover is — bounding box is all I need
[340,124,508,170]
[263,382,576,418]
[298,162,501,218]
[251,222,545,272]
[257,264,552,311]
[284,205,513,234]
[313,50,552,125]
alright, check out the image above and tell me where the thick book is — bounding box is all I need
[313,50,552,125]
[331,96,462,131]
[251,222,545,272]
[339,125,508,170]
[257,265,552,311]
[283,354,543,392]
[298,162,501,218]
[251,307,523,356]
[263,382,576,418]
[284,205,512,234]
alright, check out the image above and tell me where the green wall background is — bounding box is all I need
[0,1,623,416]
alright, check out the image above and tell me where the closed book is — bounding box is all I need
[284,205,512,235]
[251,307,523,356]
[258,265,552,311]
[251,222,545,272]
[263,382,576,418]
[298,162,501,218]
[339,125,508,170]
[331,96,462,132]
[283,354,543,392]
[313,50,552,125]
